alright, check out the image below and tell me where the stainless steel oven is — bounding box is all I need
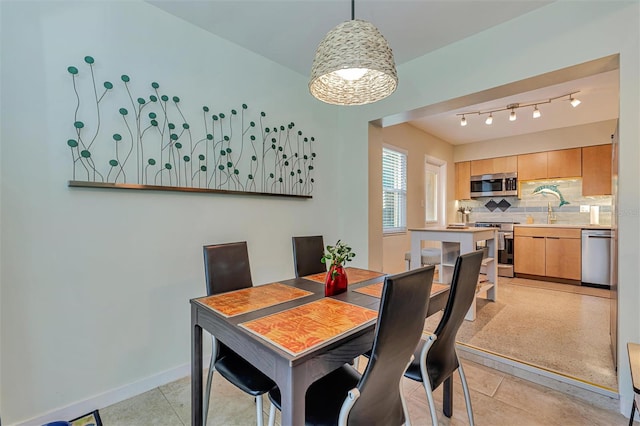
[474,221,518,277]
[470,173,518,198]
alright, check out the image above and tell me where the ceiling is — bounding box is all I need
[147,1,619,145]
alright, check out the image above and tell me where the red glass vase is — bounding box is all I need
[325,264,348,296]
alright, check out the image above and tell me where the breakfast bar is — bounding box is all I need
[409,227,498,320]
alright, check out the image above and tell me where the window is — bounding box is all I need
[382,146,407,234]
[425,158,446,225]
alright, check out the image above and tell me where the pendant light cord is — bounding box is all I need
[351,0,355,20]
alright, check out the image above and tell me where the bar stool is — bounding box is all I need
[405,247,441,270]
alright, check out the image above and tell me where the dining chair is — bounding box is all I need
[292,235,326,278]
[627,342,640,425]
[203,241,276,426]
[267,265,436,426]
[403,249,484,426]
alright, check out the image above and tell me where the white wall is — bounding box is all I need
[0,1,344,424]
[350,0,640,415]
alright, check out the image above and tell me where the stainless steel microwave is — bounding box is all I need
[470,172,518,198]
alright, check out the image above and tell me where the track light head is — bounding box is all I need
[533,105,541,119]
[570,95,581,107]
[485,114,493,125]
[509,109,517,121]
[460,115,467,127]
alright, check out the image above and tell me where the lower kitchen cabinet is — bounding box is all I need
[545,236,581,280]
[514,227,581,282]
[514,235,546,276]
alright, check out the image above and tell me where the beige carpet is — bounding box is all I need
[425,277,616,390]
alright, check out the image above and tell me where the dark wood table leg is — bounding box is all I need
[192,306,203,426]
[443,376,453,417]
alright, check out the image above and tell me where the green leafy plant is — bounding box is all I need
[321,240,356,277]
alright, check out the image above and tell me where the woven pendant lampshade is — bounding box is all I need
[309,19,398,106]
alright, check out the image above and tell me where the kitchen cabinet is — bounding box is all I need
[547,148,581,178]
[455,161,471,200]
[582,144,612,196]
[470,155,517,176]
[517,148,581,181]
[517,152,547,180]
[514,226,581,281]
[514,234,546,276]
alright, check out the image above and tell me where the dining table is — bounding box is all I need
[191,266,450,425]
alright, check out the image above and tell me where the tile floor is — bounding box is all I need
[101,356,630,425]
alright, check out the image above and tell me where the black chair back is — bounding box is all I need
[292,235,326,278]
[349,265,435,424]
[203,241,253,295]
[426,250,483,390]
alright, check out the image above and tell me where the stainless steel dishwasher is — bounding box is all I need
[581,229,612,287]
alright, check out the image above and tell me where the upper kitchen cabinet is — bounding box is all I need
[470,156,517,176]
[517,148,581,180]
[517,152,547,180]
[455,161,471,200]
[582,144,612,196]
[547,148,582,178]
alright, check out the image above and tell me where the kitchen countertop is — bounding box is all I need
[409,226,497,233]
[514,224,612,230]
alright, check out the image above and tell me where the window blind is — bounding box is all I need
[382,147,407,233]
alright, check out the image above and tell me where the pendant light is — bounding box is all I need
[309,0,398,105]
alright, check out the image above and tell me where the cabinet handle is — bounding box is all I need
[532,236,545,239]
[547,237,560,239]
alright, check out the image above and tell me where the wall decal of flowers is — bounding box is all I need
[66,55,316,197]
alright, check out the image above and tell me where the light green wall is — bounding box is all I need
[0,1,342,423]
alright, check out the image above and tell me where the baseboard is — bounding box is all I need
[15,360,197,426]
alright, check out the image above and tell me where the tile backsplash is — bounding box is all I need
[458,178,612,225]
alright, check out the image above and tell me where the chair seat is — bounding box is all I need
[214,353,276,396]
[404,248,441,265]
[269,365,361,425]
[404,340,461,392]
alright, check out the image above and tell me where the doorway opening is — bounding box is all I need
[369,54,620,394]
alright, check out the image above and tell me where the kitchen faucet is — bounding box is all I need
[547,202,557,224]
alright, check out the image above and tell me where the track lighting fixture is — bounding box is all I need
[456,91,580,127]
[533,105,541,118]
[485,113,493,125]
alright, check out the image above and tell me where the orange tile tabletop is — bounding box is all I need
[239,298,378,356]
[198,283,313,317]
[302,267,385,285]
